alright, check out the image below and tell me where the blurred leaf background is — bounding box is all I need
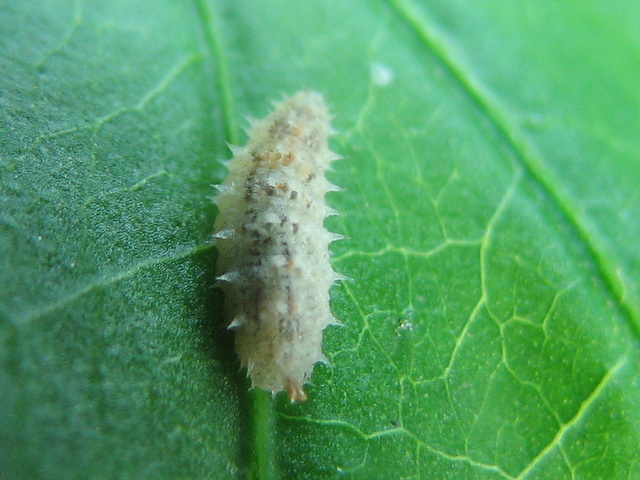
[1,1,639,479]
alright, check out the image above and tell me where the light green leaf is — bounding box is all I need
[1,1,638,479]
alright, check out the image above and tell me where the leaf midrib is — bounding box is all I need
[193,2,276,480]
[194,0,238,145]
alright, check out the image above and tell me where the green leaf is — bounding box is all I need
[1,1,639,479]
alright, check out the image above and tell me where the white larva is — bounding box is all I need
[213,91,342,402]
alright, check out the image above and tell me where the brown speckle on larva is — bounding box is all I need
[213,91,342,403]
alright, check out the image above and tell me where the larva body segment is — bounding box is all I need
[213,91,341,402]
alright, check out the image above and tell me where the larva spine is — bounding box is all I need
[213,91,341,402]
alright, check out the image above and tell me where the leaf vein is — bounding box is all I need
[386,0,640,335]
[515,359,625,479]
[15,243,213,324]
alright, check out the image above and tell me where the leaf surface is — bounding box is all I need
[1,1,638,479]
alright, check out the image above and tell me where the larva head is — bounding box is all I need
[283,91,330,144]
[247,91,331,166]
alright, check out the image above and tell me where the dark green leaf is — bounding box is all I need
[1,1,638,479]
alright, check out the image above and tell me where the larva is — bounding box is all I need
[213,91,342,402]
